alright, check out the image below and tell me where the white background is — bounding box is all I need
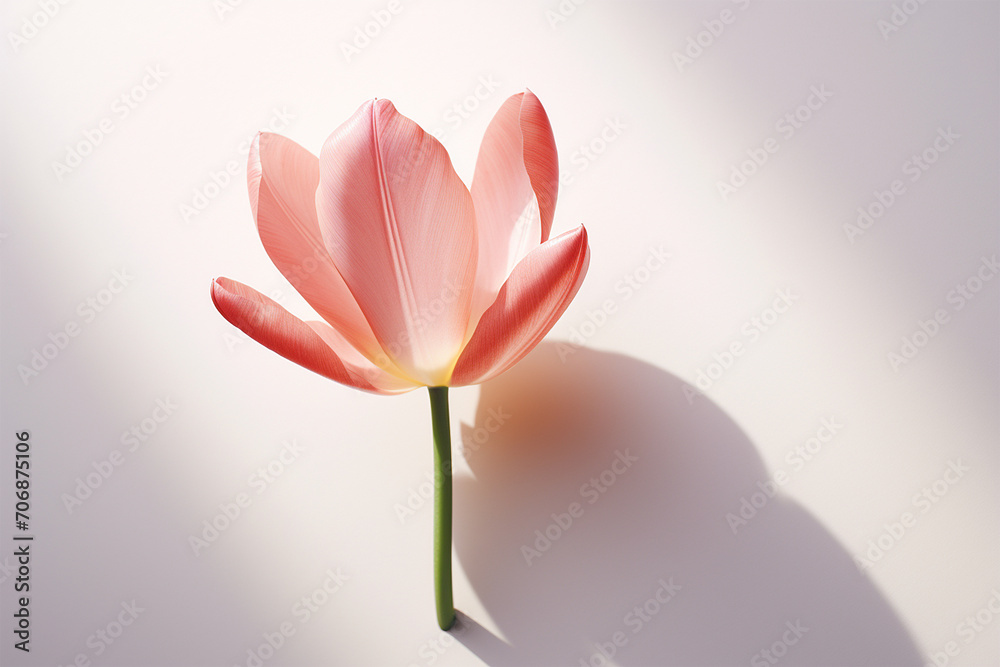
[1,1,997,666]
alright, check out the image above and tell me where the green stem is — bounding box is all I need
[428,386,456,630]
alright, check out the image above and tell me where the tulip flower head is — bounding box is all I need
[211,90,589,629]
[212,91,588,393]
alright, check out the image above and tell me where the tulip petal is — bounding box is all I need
[450,225,589,386]
[211,277,417,394]
[305,320,419,393]
[249,132,388,367]
[470,90,559,321]
[316,99,477,386]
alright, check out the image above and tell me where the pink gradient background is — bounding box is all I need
[1,1,996,665]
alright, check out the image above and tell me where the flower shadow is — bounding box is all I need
[451,342,923,666]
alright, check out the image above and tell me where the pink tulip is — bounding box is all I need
[211,91,589,630]
[212,91,589,393]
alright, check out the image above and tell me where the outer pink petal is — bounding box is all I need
[450,225,589,387]
[249,132,387,367]
[316,99,477,386]
[469,90,559,322]
[211,277,418,395]
[305,321,419,393]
